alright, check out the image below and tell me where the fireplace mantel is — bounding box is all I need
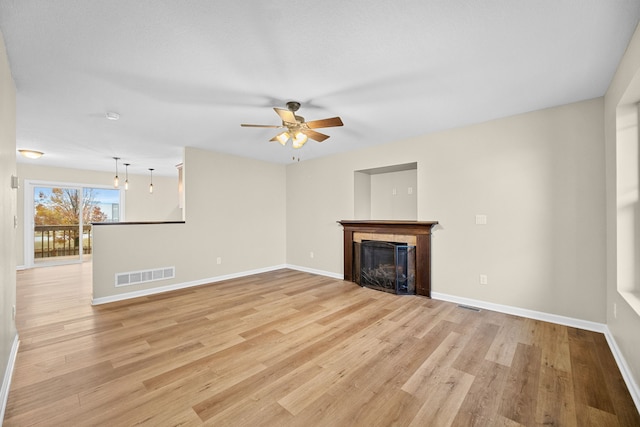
[338,220,438,297]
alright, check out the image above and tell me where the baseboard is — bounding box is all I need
[285,264,344,280]
[603,326,640,410]
[15,265,26,271]
[431,292,607,332]
[432,291,639,412]
[1,334,19,423]
[92,264,288,305]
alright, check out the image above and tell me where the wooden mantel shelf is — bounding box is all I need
[338,220,438,232]
[338,220,439,297]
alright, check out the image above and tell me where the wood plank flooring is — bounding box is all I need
[4,263,639,426]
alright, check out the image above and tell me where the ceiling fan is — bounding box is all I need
[241,101,343,148]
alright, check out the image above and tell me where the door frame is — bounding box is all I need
[23,179,125,268]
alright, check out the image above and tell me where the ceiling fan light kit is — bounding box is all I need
[292,132,308,148]
[241,101,343,149]
[275,131,290,145]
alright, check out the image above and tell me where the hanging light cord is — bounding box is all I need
[113,157,120,187]
[149,168,154,194]
[124,163,130,190]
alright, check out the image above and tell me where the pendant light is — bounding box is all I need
[113,157,120,188]
[148,168,154,194]
[124,163,130,190]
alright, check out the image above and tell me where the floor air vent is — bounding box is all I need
[457,304,481,312]
[115,267,175,287]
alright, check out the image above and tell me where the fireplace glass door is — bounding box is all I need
[359,241,416,295]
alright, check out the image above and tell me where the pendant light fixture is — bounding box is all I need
[124,163,130,190]
[113,157,120,188]
[148,168,154,194]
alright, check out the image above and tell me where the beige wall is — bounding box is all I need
[92,147,286,300]
[370,169,418,220]
[15,163,182,267]
[0,30,17,412]
[287,98,606,323]
[606,22,640,389]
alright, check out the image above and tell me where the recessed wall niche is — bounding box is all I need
[354,162,417,220]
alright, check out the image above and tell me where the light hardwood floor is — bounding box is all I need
[4,263,640,426]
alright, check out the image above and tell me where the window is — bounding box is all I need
[25,180,124,267]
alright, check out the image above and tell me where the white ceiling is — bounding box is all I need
[1,1,639,176]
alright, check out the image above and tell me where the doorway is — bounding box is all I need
[24,181,122,267]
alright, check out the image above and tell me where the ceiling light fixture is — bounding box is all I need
[106,112,120,121]
[148,168,154,194]
[242,101,343,149]
[271,130,308,149]
[275,131,290,146]
[18,149,44,159]
[113,157,120,188]
[124,163,130,190]
[292,132,308,149]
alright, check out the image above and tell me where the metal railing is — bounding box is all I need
[34,225,92,259]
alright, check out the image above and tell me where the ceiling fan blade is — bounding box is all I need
[302,129,330,142]
[274,107,297,124]
[305,117,343,129]
[241,124,283,128]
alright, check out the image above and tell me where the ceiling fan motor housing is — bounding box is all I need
[286,101,301,112]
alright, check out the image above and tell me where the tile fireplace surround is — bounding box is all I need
[338,220,439,297]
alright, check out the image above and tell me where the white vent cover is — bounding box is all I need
[115,267,175,287]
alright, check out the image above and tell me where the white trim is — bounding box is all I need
[431,291,607,332]
[603,326,640,410]
[92,265,288,305]
[1,334,19,423]
[432,291,640,412]
[15,265,26,271]
[285,264,344,280]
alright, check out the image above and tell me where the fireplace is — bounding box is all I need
[338,220,438,297]
[358,241,416,295]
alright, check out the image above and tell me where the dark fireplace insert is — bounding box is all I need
[356,240,416,295]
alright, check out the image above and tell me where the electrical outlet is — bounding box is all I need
[12,305,16,320]
[614,303,617,319]
[479,274,488,285]
[310,251,314,259]
[216,257,222,265]
[392,188,397,196]
[408,187,413,194]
